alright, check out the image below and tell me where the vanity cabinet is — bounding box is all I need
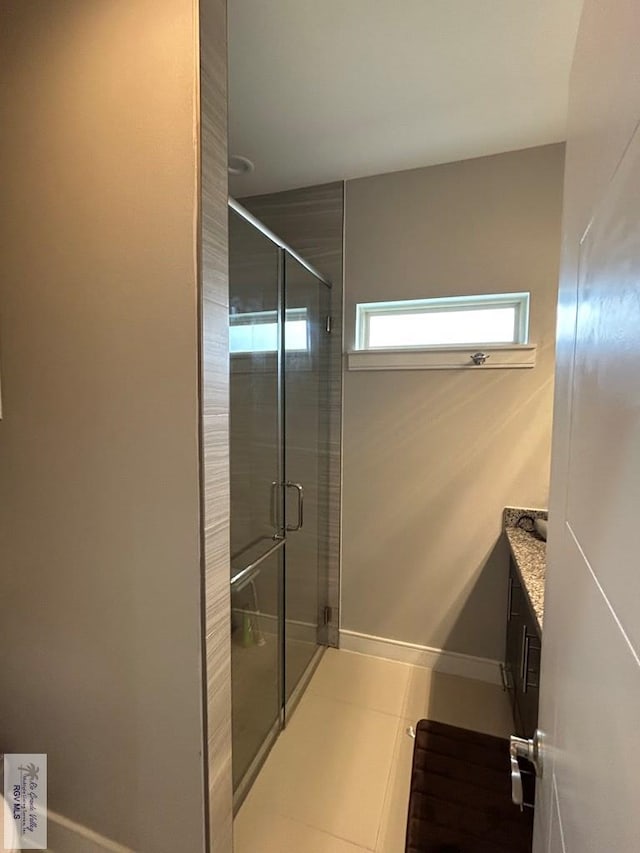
[502,559,541,737]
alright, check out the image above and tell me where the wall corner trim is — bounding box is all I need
[339,629,502,685]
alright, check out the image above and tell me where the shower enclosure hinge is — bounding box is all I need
[325,315,332,334]
[323,605,333,625]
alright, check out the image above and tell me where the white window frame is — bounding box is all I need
[355,292,530,351]
[349,292,535,371]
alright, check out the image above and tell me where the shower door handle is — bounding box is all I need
[285,482,304,531]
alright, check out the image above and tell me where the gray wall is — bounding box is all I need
[341,145,564,661]
[0,3,207,850]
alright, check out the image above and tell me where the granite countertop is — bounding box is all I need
[503,507,547,632]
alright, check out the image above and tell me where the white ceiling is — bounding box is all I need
[228,0,583,196]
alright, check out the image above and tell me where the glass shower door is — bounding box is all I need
[228,201,332,806]
[283,254,331,706]
[228,210,284,796]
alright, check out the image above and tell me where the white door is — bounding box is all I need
[534,1,640,851]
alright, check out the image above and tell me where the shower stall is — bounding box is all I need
[228,198,332,805]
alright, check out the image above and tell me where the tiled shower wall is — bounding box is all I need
[240,183,344,646]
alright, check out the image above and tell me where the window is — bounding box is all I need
[355,293,530,350]
[229,308,308,354]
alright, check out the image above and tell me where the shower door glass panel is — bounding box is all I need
[230,545,283,791]
[229,210,283,792]
[284,254,331,704]
[229,210,281,556]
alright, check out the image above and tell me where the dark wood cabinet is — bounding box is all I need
[502,559,541,737]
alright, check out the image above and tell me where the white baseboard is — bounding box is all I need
[339,629,502,686]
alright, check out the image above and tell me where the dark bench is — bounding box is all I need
[405,719,534,853]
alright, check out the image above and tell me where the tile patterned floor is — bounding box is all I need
[234,648,513,852]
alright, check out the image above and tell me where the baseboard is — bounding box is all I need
[339,629,502,686]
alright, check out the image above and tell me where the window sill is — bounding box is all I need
[346,344,537,371]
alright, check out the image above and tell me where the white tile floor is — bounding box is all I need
[234,648,513,853]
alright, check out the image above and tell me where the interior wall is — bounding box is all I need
[0,3,206,851]
[341,145,564,661]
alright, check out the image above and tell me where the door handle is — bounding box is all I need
[271,480,284,532]
[507,574,521,619]
[520,628,541,694]
[285,482,304,531]
[499,662,512,692]
[510,730,543,809]
[520,624,529,682]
